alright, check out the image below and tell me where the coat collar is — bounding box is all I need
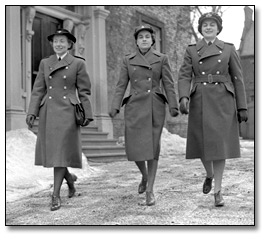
[129,47,161,67]
[47,53,75,74]
[196,38,225,60]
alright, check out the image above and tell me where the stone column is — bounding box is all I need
[92,7,113,138]
[6,6,34,130]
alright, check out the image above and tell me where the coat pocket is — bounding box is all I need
[190,84,198,97]
[39,95,47,107]
[224,82,235,96]
[122,95,132,106]
[155,92,168,104]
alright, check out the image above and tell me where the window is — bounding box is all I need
[136,11,165,53]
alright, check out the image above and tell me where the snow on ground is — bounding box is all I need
[6,129,101,202]
[6,128,253,202]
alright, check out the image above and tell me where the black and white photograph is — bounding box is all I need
[3,2,261,238]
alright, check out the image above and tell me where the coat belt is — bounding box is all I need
[194,74,229,84]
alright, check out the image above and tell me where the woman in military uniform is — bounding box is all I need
[26,29,93,211]
[109,24,179,206]
[178,12,248,207]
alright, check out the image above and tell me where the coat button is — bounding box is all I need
[64,86,67,89]
[147,90,150,93]
[63,96,66,99]
[49,76,52,79]
[202,72,205,75]
[149,67,151,70]
[234,76,238,80]
[148,78,151,81]
[49,86,52,89]
[203,82,207,85]
[218,59,221,63]
[219,51,222,53]
[49,96,52,99]
[50,67,53,70]
[134,79,137,82]
[65,66,69,69]
[216,71,220,74]
[199,61,203,65]
[63,75,66,79]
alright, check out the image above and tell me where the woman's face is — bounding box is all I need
[201,20,219,40]
[52,35,71,56]
[136,30,153,51]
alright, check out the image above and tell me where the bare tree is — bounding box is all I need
[190,6,230,42]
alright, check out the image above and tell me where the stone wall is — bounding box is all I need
[105,6,191,138]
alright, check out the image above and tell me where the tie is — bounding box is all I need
[208,41,212,46]
[58,57,61,61]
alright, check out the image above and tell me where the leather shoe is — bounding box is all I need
[67,173,77,198]
[214,191,225,207]
[146,191,155,206]
[138,178,147,194]
[203,176,213,194]
[51,195,61,211]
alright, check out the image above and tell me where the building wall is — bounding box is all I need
[105,6,191,138]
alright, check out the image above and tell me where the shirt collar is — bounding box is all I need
[204,37,216,45]
[57,52,68,60]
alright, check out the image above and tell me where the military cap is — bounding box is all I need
[198,12,223,35]
[47,29,76,43]
[134,24,154,38]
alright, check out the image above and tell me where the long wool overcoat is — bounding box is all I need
[112,47,178,162]
[178,38,247,161]
[28,53,93,168]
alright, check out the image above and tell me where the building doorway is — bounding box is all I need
[31,12,62,89]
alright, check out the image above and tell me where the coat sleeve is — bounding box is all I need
[177,47,193,101]
[76,60,93,120]
[27,60,46,117]
[228,45,248,110]
[111,57,130,111]
[161,55,178,109]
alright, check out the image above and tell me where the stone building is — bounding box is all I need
[238,6,254,139]
[6,6,191,160]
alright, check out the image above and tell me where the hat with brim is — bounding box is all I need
[134,24,154,39]
[47,29,76,43]
[198,12,223,35]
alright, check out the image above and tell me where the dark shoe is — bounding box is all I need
[51,195,61,211]
[67,173,77,198]
[214,191,225,207]
[138,178,147,194]
[203,176,213,194]
[146,191,155,206]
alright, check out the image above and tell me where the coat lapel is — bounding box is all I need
[198,38,224,60]
[48,53,74,74]
[129,47,161,68]
[129,49,151,68]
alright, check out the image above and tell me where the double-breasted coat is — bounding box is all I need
[28,53,93,168]
[178,38,247,161]
[112,47,178,162]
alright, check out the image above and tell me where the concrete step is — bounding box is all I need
[86,153,127,163]
[82,139,120,146]
[82,145,125,155]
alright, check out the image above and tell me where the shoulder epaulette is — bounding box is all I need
[224,42,234,46]
[74,55,85,61]
[152,50,162,57]
[188,43,196,47]
[126,52,136,59]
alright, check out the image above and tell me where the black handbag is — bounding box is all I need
[75,103,85,126]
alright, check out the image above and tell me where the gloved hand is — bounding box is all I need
[109,109,119,118]
[170,108,179,117]
[237,109,248,123]
[81,118,91,127]
[26,114,36,128]
[179,97,189,114]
